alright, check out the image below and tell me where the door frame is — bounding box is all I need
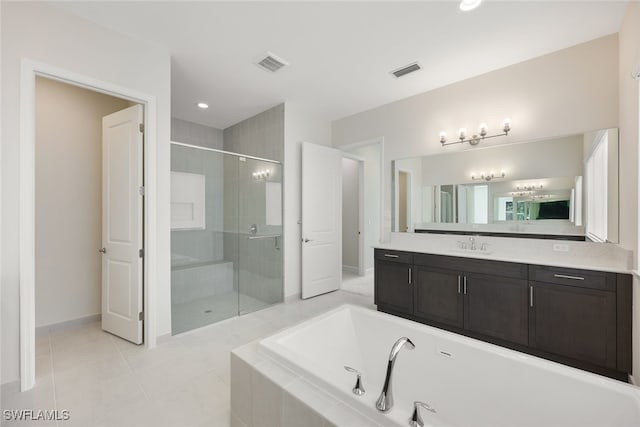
[341,153,365,276]
[19,59,158,391]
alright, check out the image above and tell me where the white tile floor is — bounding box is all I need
[341,270,374,297]
[1,290,374,427]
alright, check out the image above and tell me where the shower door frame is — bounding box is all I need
[170,141,284,323]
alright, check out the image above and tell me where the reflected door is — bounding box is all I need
[238,157,283,315]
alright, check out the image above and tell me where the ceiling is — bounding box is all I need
[55,1,627,130]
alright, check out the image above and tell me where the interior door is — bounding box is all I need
[301,142,342,299]
[101,104,143,344]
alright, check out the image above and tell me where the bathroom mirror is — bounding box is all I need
[392,128,619,243]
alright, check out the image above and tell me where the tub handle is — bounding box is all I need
[344,366,365,396]
[409,401,437,427]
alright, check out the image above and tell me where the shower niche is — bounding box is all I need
[170,142,283,334]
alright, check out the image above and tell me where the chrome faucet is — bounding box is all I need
[376,337,415,412]
[469,236,476,250]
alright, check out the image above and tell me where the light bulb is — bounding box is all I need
[197,102,209,109]
[503,118,511,133]
[460,0,482,11]
[479,122,487,137]
[458,128,467,140]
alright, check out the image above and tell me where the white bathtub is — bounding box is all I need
[258,304,640,427]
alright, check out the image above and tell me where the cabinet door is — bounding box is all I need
[414,266,463,328]
[529,282,616,369]
[375,260,413,314]
[464,273,528,345]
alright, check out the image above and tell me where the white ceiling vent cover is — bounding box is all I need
[391,62,422,78]
[256,52,289,73]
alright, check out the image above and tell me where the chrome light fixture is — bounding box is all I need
[440,118,511,147]
[252,170,270,180]
[471,171,506,182]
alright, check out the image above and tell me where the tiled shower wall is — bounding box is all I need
[223,105,284,303]
[171,118,225,264]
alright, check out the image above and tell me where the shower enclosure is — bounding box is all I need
[170,142,283,334]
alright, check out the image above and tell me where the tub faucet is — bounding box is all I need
[469,236,476,250]
[376,337,415,412]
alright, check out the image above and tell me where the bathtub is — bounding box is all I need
[258,304,640,427]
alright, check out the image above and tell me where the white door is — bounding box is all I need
[101,104,143,344]
[302,142,342,299]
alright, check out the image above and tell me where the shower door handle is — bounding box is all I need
[247,235,280,240]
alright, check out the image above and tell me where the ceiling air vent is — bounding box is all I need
[390,62,422,78]
[256,52,289,73]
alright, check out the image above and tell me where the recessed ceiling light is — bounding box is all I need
[197,102,209,109]
[460,0,482,11]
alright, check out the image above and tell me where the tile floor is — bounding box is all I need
[1,288,374,427]
[340,270,374,297]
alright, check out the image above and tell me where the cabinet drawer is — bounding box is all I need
[529,265,616,292]
[414,253,526,279]
[375,249,413,264]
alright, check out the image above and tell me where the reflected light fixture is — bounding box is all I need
[197,102,209,109]
[471,171,506,182]
[440,118,511,146]
[253,170,270,180]
[460,0,483,11]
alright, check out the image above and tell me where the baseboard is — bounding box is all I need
[284,293,301,304]
[1,379,20,392]
[35,314,101,336]
[342,265,359,274]
[157,333,173,344]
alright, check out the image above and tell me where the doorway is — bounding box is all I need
[20,60,158,391]
[33,77,144,380]
[398,170,412,232]
[341,155,365,276]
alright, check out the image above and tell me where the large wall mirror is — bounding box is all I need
[392,128,619,243]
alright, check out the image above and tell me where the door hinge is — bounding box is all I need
[139,311,144,321]
[139,248,144,258]
[139,123,144,133]
[139,186,145,196]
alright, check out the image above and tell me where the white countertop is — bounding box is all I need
[375,233,633,274]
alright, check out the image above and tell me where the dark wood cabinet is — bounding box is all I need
[528,265,619,370]
[464,273,528,345]
[414,265,463,328]
[529,281,616,368]
[374,250,413,315]
[374,248,633,380]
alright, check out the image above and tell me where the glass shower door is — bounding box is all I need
[237,157,283,315]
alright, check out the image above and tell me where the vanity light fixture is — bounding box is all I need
[252,170,270,180]
[471,171,506,182]
[440,118,511,146]
[516,184,543,191]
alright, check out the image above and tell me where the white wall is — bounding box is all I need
[35,77,130,328]
[345,144,381,271]
[1,2,171,384]
[342,158,359,269]
[332,35,619,242]
[618,1,640,385]
[283,103,332,298]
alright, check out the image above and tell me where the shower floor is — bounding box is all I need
[171,291,271,335]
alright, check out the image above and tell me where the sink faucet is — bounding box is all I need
[469,236,476,250]
[376,337,415,412]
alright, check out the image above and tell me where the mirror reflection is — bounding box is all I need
[393,128,618,243]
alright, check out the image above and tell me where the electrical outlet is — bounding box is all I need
[553,243,569,252]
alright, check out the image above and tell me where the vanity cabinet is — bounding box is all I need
[374,250,414,315]
[528,266,618,370]
[374,248,633,380]
[413,254,528,345]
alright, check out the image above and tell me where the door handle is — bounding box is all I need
[99,248,107,254]
[463,276,467,295]
[303,238,313,243]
